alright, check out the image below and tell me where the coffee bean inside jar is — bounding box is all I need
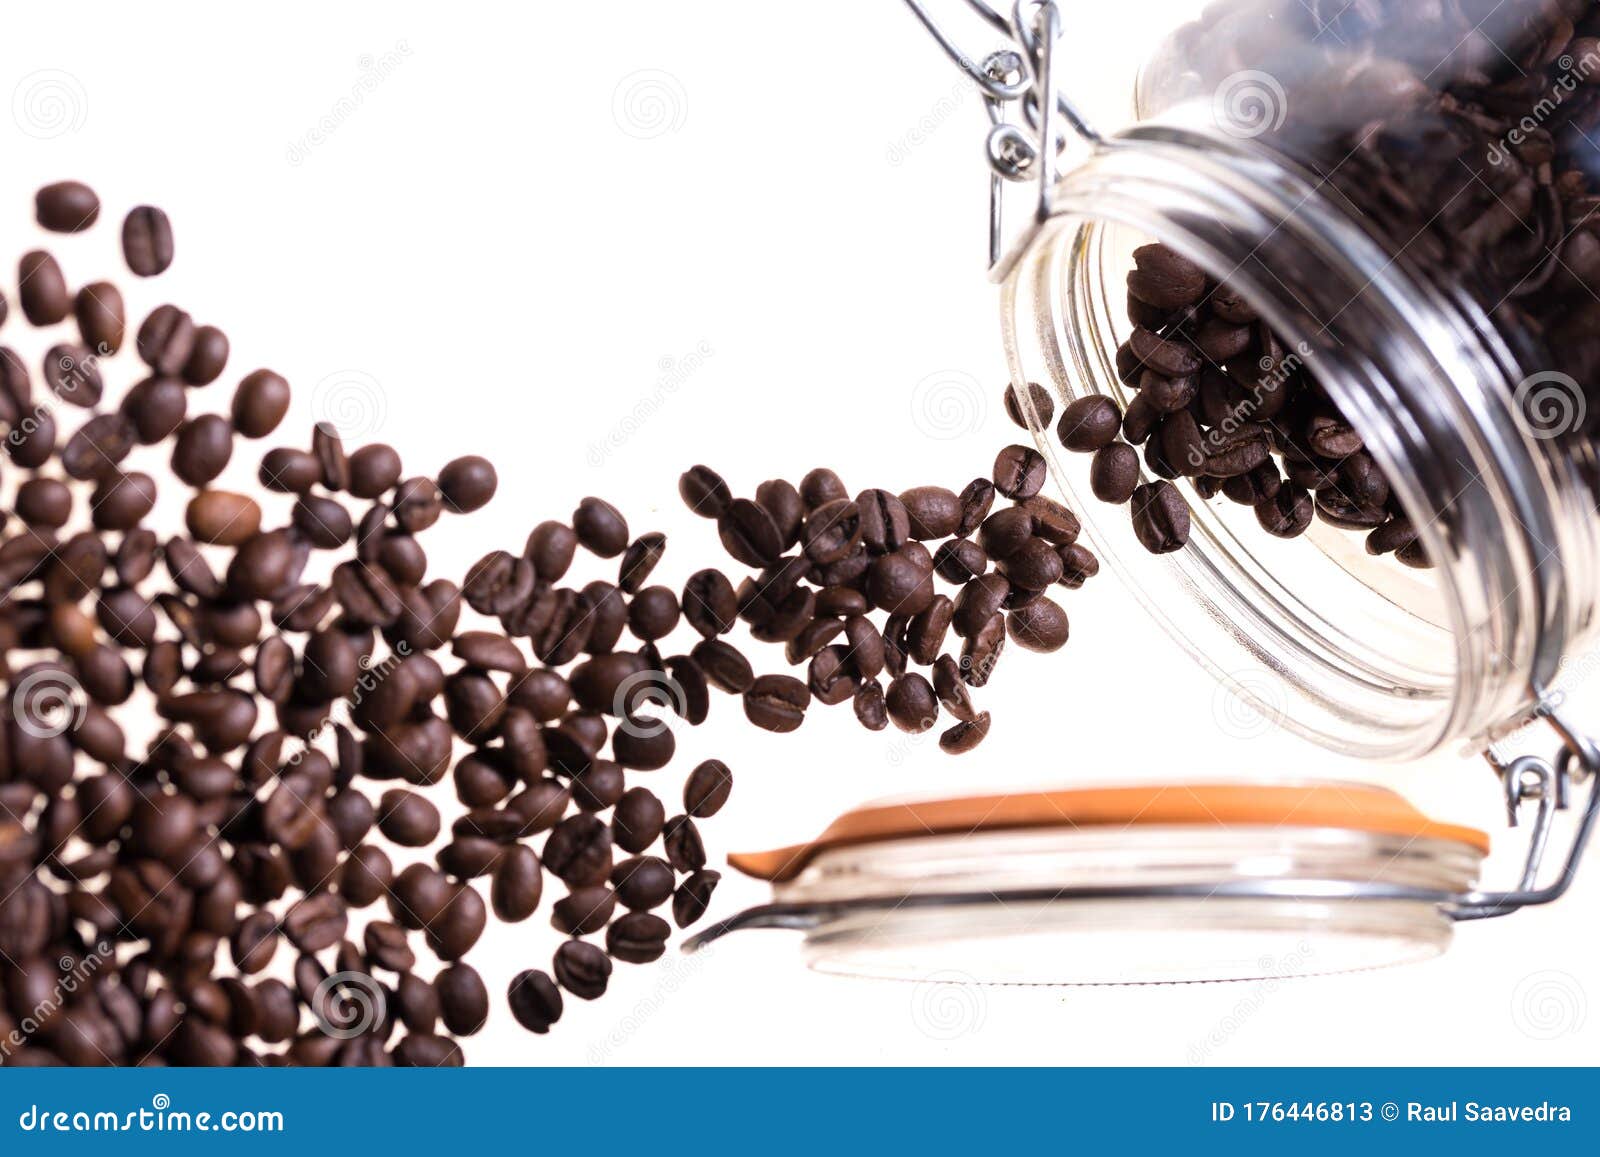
[982,0,1600,759]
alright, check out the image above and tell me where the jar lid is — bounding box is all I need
[730,781,1490,883]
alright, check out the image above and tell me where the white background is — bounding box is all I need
[1,1,1594,1065]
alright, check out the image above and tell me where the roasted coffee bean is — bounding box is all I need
[19,250,70,325]
[906,595,954,665]
[952,572,1009,637]
[1007,596,1070,652]
[1003,381,1054,430]
[992,444,1047,499]
[554,940,613,1000]
[1017,495,1080,546]
[1306,412,1363,459]
[434,454,497,513]
[679,568,736,638]
[612,785,666,855]
[798,467,848,510]
[137,305,196,376]
[939,712,992,754]
[1141,368,1197,414]
[743,673,809,732]
[226,369,290,439]
[997,537,1063,591]
[679,464,733,517]
[717,498,782,567]
[36,180,100,232]
[508,969,563,1034]
[607,911,670,964]
[933,538,987,584]
[959,612,1006,688]
[1130,480,1190,553]
[122,205,175,275]
[1089,442,1139,504]
[1128,243,1205,309]
[490,845,543,922]
[1129,325,1201,376]
[977,507,1033,561]
[550,885,615,935]
[802,498,862,564]
[1256,486,1314,538]
[571,496,628,558]
[856,488,910,554]
[616,531,667,594]
[692,638,754,693]
[948,479,994,539]
[627,585,680,641]
[185,490,261,547]
[611,856,675,911]
[807,644,857,705]
[177,324,229,385]
[74,281,126,355]
[680,758,733,819]
[1057,396,1122,452]
[542,814,613,886]
[172,414,234,487]
[788,616,843,664]
[672,869,720,928]
[865,548,935,616]
[885,672,939,733]
[1056,542,1099,589]
[756,478,805,548]
[1366,515,1418,557]
[377,790,441,847]
[900,486,962,539]
[932,654,977,722]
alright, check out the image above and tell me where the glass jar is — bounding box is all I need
[996,0,1600,759]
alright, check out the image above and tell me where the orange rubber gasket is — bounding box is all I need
[728,782,1490,883]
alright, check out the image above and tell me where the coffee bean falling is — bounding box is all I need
[677,453,1096,754]
[0,184,742,1066]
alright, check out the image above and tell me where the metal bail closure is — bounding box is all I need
[1455,687,1600,920]
[901,0,1100,276]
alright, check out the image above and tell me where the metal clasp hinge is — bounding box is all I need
[901,0,1099,278]
[1451,690,1600,920]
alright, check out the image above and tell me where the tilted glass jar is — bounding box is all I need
[996,0,1600,759]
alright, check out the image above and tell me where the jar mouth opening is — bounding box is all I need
[1001,128,1547,759]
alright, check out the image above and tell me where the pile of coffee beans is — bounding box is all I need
[672,452,1094,755]
[1015,246,1426,566]
[0,184,728,1065]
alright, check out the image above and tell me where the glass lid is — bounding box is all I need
[694,782,1490,985]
